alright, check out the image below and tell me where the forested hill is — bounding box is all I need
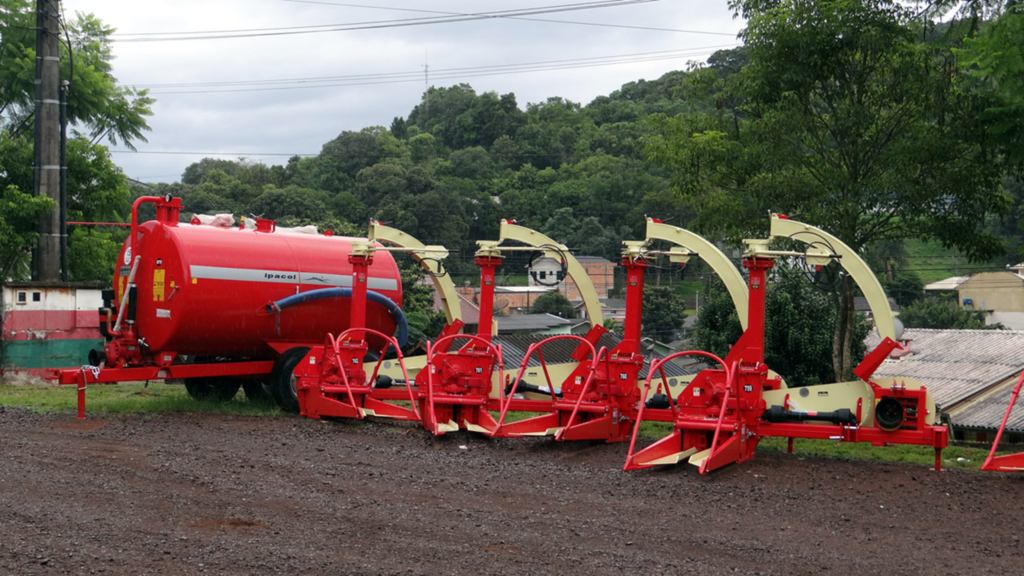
[143,54,741,269]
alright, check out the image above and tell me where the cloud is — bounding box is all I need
[66,0,743,182]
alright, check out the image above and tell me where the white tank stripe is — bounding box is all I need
[189,265,398,291]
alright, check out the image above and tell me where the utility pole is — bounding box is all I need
[33,0,62,281]
[422,49,429,121]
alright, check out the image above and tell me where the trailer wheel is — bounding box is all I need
[241,379,273,404]
[270,347,311,413]
[184,377,242,402]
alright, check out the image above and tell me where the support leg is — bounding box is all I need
[77,370,87,420]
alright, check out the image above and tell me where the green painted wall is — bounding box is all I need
[2,339,103,369]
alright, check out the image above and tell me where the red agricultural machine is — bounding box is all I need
[624,215,949,474]
[53,194,962,476]
[50,195,422,416]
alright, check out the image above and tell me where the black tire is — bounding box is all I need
[241,379,273,403]
[184,377,241,402]
[270,347,311,413]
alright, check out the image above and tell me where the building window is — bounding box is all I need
[33,292,41,302]
[17,291,26,303]
[539,271,546,279]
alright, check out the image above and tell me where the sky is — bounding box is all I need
[62,0,745,184]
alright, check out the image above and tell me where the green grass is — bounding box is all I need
[900,239,1010,285]
[1,386,1012,472]
[0,383,284,416]
[673,280,703,301]
[632,423,1003,471]
[758,436,997,471]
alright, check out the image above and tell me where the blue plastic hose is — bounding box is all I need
[267,287,408,348]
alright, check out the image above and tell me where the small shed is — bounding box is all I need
[1,282,105,379]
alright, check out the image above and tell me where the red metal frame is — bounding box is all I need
[295,328,420,421]
[295,245,420,422]
[419,333,504,435]
[982,369,1024,472]
[489,253,650,443]
[625,256,948,474]
[49,195,256,418]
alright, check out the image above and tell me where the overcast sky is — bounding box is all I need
[63,0,745,183]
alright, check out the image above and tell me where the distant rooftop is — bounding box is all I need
[924,276,970,291]
[495,314,574,334]
[574,256,614,264]
[854,296,900,313]
[866,328,1024,417]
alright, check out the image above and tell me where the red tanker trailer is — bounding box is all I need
[53,195,407,414]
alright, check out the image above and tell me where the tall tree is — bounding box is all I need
[957,1,1024,171]
[645,0,1010,380]
[695,266,869,387]
[0,3,154,148]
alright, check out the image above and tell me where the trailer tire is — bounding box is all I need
[184,377,241,402]
[270,347,311,413]
[241,379,273,403]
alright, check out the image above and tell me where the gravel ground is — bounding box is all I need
[0,405,1020,575]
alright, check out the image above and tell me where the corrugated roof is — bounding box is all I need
[495,314,572,333]
[952,383,1024,432]
[866,328,1024,411]
[924,276,970,291]
[574,256,614,264]
[854,296,900,313]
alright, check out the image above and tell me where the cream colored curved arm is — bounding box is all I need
[645,219,748,330]
[368,222,460,325]
[769,215,895,341]
[498,220,603,328]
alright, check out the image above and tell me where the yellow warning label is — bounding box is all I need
[153,269,165,302]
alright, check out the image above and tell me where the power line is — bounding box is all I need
[279,0,738,36]
[111,0,673,42]
[142,45,738,94]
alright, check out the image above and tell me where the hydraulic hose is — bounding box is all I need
[267,288,408,348]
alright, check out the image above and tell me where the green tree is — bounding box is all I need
[249,185,330,224]
[540,207,629,261]
[693,286,744,360]
[0,4,153,148]
[642,284,687,341]
[695,267,870,387]
[0,184,54,280]
[899,297,1001,330]
[646,0,1009,381]
[957,2,1024,169]
[0,134,129,280]
[67,227,124,282]
[529,291,576,319]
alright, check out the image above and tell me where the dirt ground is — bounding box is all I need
[1,405,1020,576]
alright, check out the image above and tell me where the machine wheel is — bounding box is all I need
[270,347,311,413]
[241,379,273,404]
[184,377,242,402]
